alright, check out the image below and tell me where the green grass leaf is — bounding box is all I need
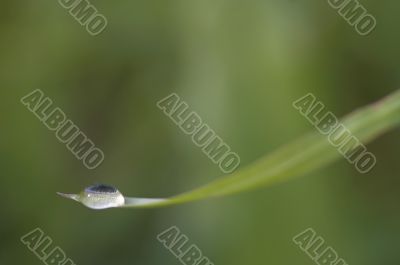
[58,89,400,209]
[140,89,400,208]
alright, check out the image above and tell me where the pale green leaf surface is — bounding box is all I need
[59,90,400,209]
[135,89,400,208]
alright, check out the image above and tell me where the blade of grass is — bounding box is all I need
[130,89,400,208]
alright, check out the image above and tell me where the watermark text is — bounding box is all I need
[157,93,240,174]
[293,93,376,173]
[21,89,105,170]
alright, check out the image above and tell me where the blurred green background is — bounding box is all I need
[1,0,399,264]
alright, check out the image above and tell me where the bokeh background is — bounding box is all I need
[1,0,399,264]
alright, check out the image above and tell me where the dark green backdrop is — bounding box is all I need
[1,0,399,264]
